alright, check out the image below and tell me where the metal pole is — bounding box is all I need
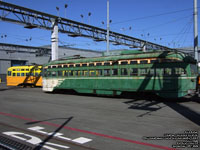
[106,0,110,53]
[194,0,198,62]
[65,7,66,18]
[51,19,58,61]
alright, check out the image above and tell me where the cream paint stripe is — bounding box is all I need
[44,76,196,80]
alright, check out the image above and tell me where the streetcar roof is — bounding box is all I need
[45,50,196,66]
[7,65,42,71]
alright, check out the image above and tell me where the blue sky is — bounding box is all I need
[0,0,199,51]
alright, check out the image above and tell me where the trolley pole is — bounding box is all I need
[194,0,199,62]
[51,19,59,61]
[106,0,110,53]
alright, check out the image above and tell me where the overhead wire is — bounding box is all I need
[111,7,197,25]
[180,19,193,47]
[171,17,193,47]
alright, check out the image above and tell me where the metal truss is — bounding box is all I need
[0,1,172,51]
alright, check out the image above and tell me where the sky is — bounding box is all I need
[0,0,199,51]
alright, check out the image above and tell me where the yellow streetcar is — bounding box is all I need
[7,65,42,87]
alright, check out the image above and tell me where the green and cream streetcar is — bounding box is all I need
[42,50,198,98]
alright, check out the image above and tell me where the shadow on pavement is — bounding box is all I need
[123,93,200,126]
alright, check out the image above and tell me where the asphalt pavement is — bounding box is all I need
[0,83,199,150]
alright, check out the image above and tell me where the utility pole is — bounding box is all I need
[51,19,58,61]
[194,0,198,62]
[106,0,110,53]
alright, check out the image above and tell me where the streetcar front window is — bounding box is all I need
[191,64,198,75]
[7,71,11,76]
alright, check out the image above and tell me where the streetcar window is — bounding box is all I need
[96,70,102,76]
[52,66,57,68]
[163,68,172,76]
[21,69,25,71]
[112,61,118,65]
[21,73,25,76]
[130,61,137,64]
[69,64,74,68]
[64,71,68,76]
[104,69,110,76]
[58,65,62,68]
[83,71,88,76]
[121,61,128,65]
[89,70,95,76]
[58,71,62,76]
[96,63,101,66]
[26,73,30,76]
[26,69,29,71]
[7,71,11,76]
[76,64,81,67]
[13,69,16,71]
[82,64,87,67]
[17,73,20,76]
[74,71,78,76]
[12,73,16,76]
[121,68,128,76]
[140,60,148,64]
[48,66,51,69]
[148,69,155,76]
[63,65,68,68]
[52,71,57,77]
[151,60,159,63]
[89,63,94,67]
[112,69,118,76]
[17,69,20,71]
[175,68,179,75]
[140,68,147,76]
[69,71,73,76]
[78,71,81,76]
[104,62,110,66]
[130,68,138,76]
[181,68,187,75]
[174,68,186,75]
